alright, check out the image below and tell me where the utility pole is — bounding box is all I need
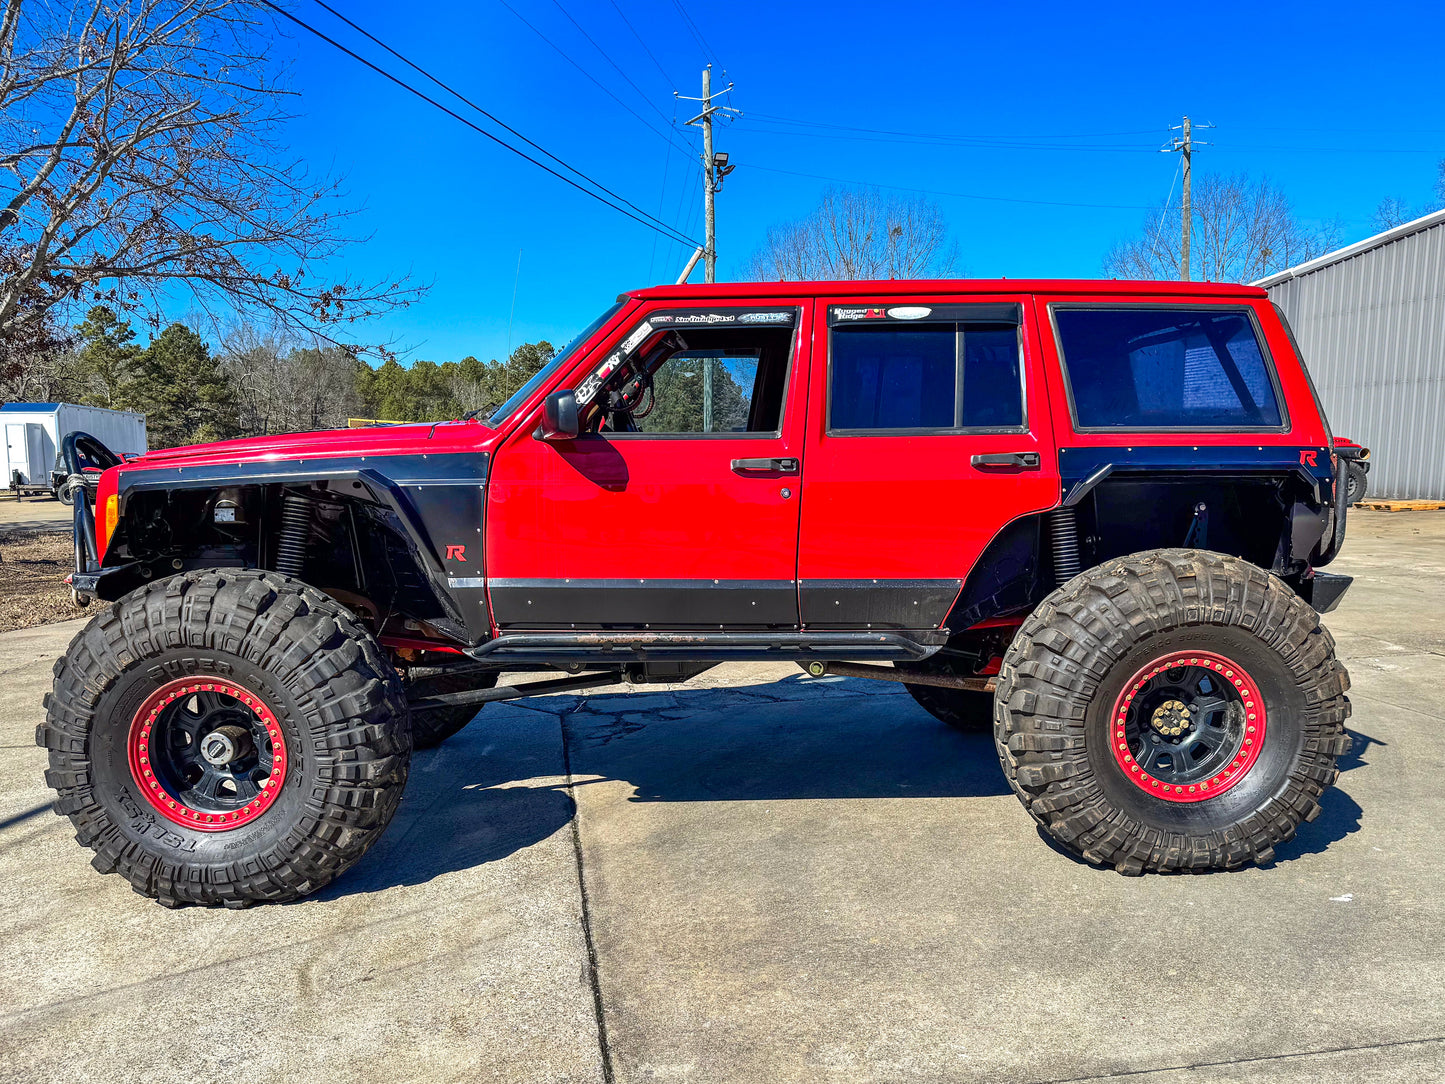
[681,67,738,283]
[1162,116,1213,281]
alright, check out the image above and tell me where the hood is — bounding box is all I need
[127,420,494,470]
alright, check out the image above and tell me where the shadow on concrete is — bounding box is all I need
[563,678,1009,803]
[0,802,52,833]
[315,682,1377,897]
[314,678,1008,899]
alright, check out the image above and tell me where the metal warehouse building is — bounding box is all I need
[1257,208,1445,500]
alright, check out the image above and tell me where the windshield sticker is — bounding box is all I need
[575,320,653,406]
[575,309,796,405]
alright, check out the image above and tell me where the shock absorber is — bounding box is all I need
[1048,506,1082,588]
[275,493,311,578]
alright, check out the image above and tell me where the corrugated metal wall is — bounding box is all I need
[1267,218,1445,500]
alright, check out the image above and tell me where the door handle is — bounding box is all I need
[971,452,1041,470]
[731,457,799,474]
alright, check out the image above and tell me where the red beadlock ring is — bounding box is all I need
[1109,650,1267,803]
[127,677,288,832]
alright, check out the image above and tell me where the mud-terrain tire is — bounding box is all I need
[898,655,995,732]
[407,666,499,749]
[36,569,411,907]
[1345,462,1368,505]
[995,549,1352,875]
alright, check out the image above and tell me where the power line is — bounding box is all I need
[744,163,1155,210]
[605,0,677,92]
[304,0,692,245]
[547,0,673,128]
[744,110,1166,142]
[262,0,700,247]
[667,0,722,67]
[738,118,1160,153]
[494,0,696,161]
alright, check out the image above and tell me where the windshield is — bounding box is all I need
[485,302,624,427]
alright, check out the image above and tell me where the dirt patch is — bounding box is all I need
[0,531,87,632]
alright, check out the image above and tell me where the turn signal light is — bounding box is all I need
[101,492,119,556]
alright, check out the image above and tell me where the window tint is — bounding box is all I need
[1055,308,1282,429]
[637,353,758,434]
[961,325,1023,428]
[830,323,1023,431]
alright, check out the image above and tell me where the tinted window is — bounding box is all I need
[961,325,1023,428]
[1055,308,1281,429]
[830,323,1023,431]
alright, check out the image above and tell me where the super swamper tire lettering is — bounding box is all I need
[36,570,410,907]
[994,549,1352,875]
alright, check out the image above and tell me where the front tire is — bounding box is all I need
[37,569,411,907]
[996,549,1352,875]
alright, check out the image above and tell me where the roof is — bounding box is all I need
[0,402,59,412]
[625,278,1268,301]
[1253,207,1445,287]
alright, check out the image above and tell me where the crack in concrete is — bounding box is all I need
[559,710,616,1084]
[1029,1033,1445,1083]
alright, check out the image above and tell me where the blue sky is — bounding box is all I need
[272,0,1445,365]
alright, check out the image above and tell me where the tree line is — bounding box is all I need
[16,306,555,449]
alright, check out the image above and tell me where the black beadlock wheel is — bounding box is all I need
[36,569,411,907]
[407,666,499,749]
[995,549,1353,875]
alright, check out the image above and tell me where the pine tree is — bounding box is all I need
[73,306,141,409]
[131,324,240,448]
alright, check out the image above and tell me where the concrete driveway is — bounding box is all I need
[2,511,1443,1083]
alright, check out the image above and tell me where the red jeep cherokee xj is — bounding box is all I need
[42,279,1353,907]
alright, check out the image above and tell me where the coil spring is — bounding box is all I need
[1048,506,1082,588]
[275,493,310,578]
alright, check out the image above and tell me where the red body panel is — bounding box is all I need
[94,278,1333,641]
[1034,293,1329,450]
[484,297,813,588]
[795,293,1060,592]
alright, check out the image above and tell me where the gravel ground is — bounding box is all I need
[0,531,84,633]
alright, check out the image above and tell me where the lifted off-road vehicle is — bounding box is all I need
[42,279,1359,907]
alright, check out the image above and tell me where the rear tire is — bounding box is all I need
[1345,463,1367,504]
[899,653,995,732]
[995,549,1351,875]
[37,569,411,907]
[407,666,499,749]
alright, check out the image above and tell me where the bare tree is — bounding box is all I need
[743,188,958,281]
[0,0,421,374]
[1104,173,1340,283]
[221,324,365,434]
[1371,159,1445,232]
[1374,195,1414,231]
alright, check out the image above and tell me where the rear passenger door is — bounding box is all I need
[796,296,1059,631]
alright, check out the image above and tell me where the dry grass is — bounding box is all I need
[0,531,87,633]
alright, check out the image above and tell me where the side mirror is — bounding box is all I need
[534,390,579,441]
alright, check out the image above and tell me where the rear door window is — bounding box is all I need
[1053,307,1283,430]
[828,304,1024,433]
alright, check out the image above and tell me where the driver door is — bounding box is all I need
[485,300,812,629]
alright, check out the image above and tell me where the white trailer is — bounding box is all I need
[1,402,147,492]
